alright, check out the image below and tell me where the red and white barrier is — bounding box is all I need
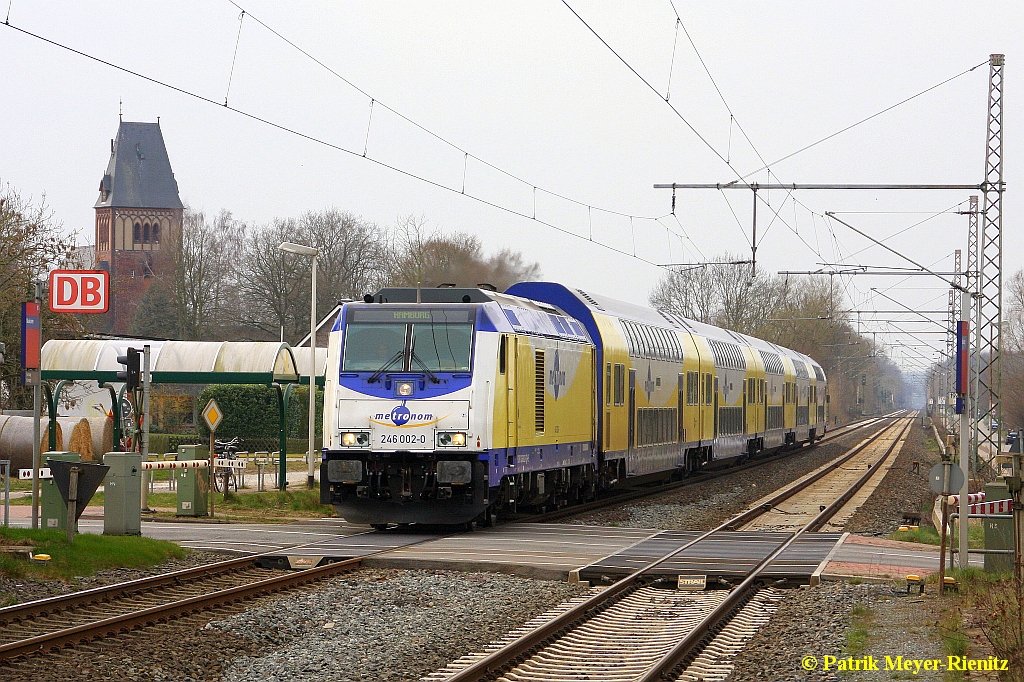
[141,460,209,470]
[969,499,1012,515]
[948,492,986,506]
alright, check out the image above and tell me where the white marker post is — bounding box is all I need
[958,290,970,569]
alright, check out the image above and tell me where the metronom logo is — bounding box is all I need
[374,405,435,426]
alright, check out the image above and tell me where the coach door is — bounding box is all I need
[627,369,637,475]
[713,377,720,440]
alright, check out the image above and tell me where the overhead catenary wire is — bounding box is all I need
[0,19,682,270]
[224,1,681,229]
[223,9,245,106]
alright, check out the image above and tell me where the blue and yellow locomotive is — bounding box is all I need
[320,283,827,526]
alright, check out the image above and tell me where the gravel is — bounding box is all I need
[0,550,229,606]
[565,437,858,530]
[844,420,941,535]
[210,567,585,682]
[727,581,944,681]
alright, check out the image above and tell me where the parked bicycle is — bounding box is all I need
[213,436,243,493]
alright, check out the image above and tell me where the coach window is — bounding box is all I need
[686,370,698,405]
[606,363,612,406]
[703,372,713,405]
[614,363,625,406]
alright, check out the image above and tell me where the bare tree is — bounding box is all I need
[389,215,540,291]
[233,218,309,341]
[300,208,390,309]
[145,208,240,340]
[0,182,80,409]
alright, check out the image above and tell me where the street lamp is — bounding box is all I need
[279,241,319,490]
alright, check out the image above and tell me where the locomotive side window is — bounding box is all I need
[499,335,507,375]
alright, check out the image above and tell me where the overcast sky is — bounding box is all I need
[1,1,1020,373]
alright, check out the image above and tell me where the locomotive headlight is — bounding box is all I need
[341,431,369,447]
[395,380,415,397]
[437,431,467,447]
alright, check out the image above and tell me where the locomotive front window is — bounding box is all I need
[411,323,473,372]
[342,324,408,371]
[342,307,475,373]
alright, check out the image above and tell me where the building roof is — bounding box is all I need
[40,340,306,385]
[95,122,183,210]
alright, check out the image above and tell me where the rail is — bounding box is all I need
[0,531,441,662]
[440,415,912,681]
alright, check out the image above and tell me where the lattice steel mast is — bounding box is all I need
[947,247,962,433]
[975,54,1005,467]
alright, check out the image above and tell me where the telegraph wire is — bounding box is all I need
[1,19,680,269]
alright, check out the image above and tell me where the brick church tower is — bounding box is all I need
[94,121,183,334]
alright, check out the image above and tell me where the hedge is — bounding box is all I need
[195,385,323,441]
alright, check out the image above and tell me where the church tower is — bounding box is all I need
[94,121,183,334]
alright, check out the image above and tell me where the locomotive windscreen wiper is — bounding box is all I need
[411,350,441,384]
[367,350,405,383]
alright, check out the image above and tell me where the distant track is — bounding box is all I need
[426,414,915,682]
[526,411,903,524]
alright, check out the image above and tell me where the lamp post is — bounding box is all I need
[278,241,319,490]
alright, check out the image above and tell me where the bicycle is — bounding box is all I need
[213,436,243,493]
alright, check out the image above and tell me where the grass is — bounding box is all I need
[889,520,984,549]
[0,527,186,580]
[890,526,941,545]
[844,603,873,656]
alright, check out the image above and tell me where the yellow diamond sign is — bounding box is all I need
[202,398,224,433]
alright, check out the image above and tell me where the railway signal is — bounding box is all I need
[116,348,140,391]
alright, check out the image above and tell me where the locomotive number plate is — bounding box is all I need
[371,426,433,450]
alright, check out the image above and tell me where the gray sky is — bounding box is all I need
[1,1,1020,373]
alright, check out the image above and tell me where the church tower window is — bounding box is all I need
[143,223,150,243]
[152,223,160,243]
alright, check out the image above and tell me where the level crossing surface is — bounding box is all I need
[7,511,976,577]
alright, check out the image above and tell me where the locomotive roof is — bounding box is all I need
[364,287,591,343]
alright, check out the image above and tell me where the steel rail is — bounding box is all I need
[0,530,440,662]
[0,554,364,661]
[440,416,910,682]
[637,417,913,681]
[528,412,897,524]
[0,527,377,626]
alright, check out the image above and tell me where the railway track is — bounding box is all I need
[527,411,904,524]
[0,412,910,673]
[0,532,438,665]
[425,414,915,682]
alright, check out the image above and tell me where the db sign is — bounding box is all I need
[49,270,109,314]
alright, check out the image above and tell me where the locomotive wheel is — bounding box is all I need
[371,523,389,531]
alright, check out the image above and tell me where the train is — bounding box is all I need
[319,282,828,527]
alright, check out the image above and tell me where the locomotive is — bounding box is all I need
[320,282,827,527]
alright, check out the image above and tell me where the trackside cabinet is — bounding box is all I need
[42,451,81,532]
[176,444,209,517]
[984,481,1013,573]
[103,452,142,536]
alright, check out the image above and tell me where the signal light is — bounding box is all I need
[116,347,141,391]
